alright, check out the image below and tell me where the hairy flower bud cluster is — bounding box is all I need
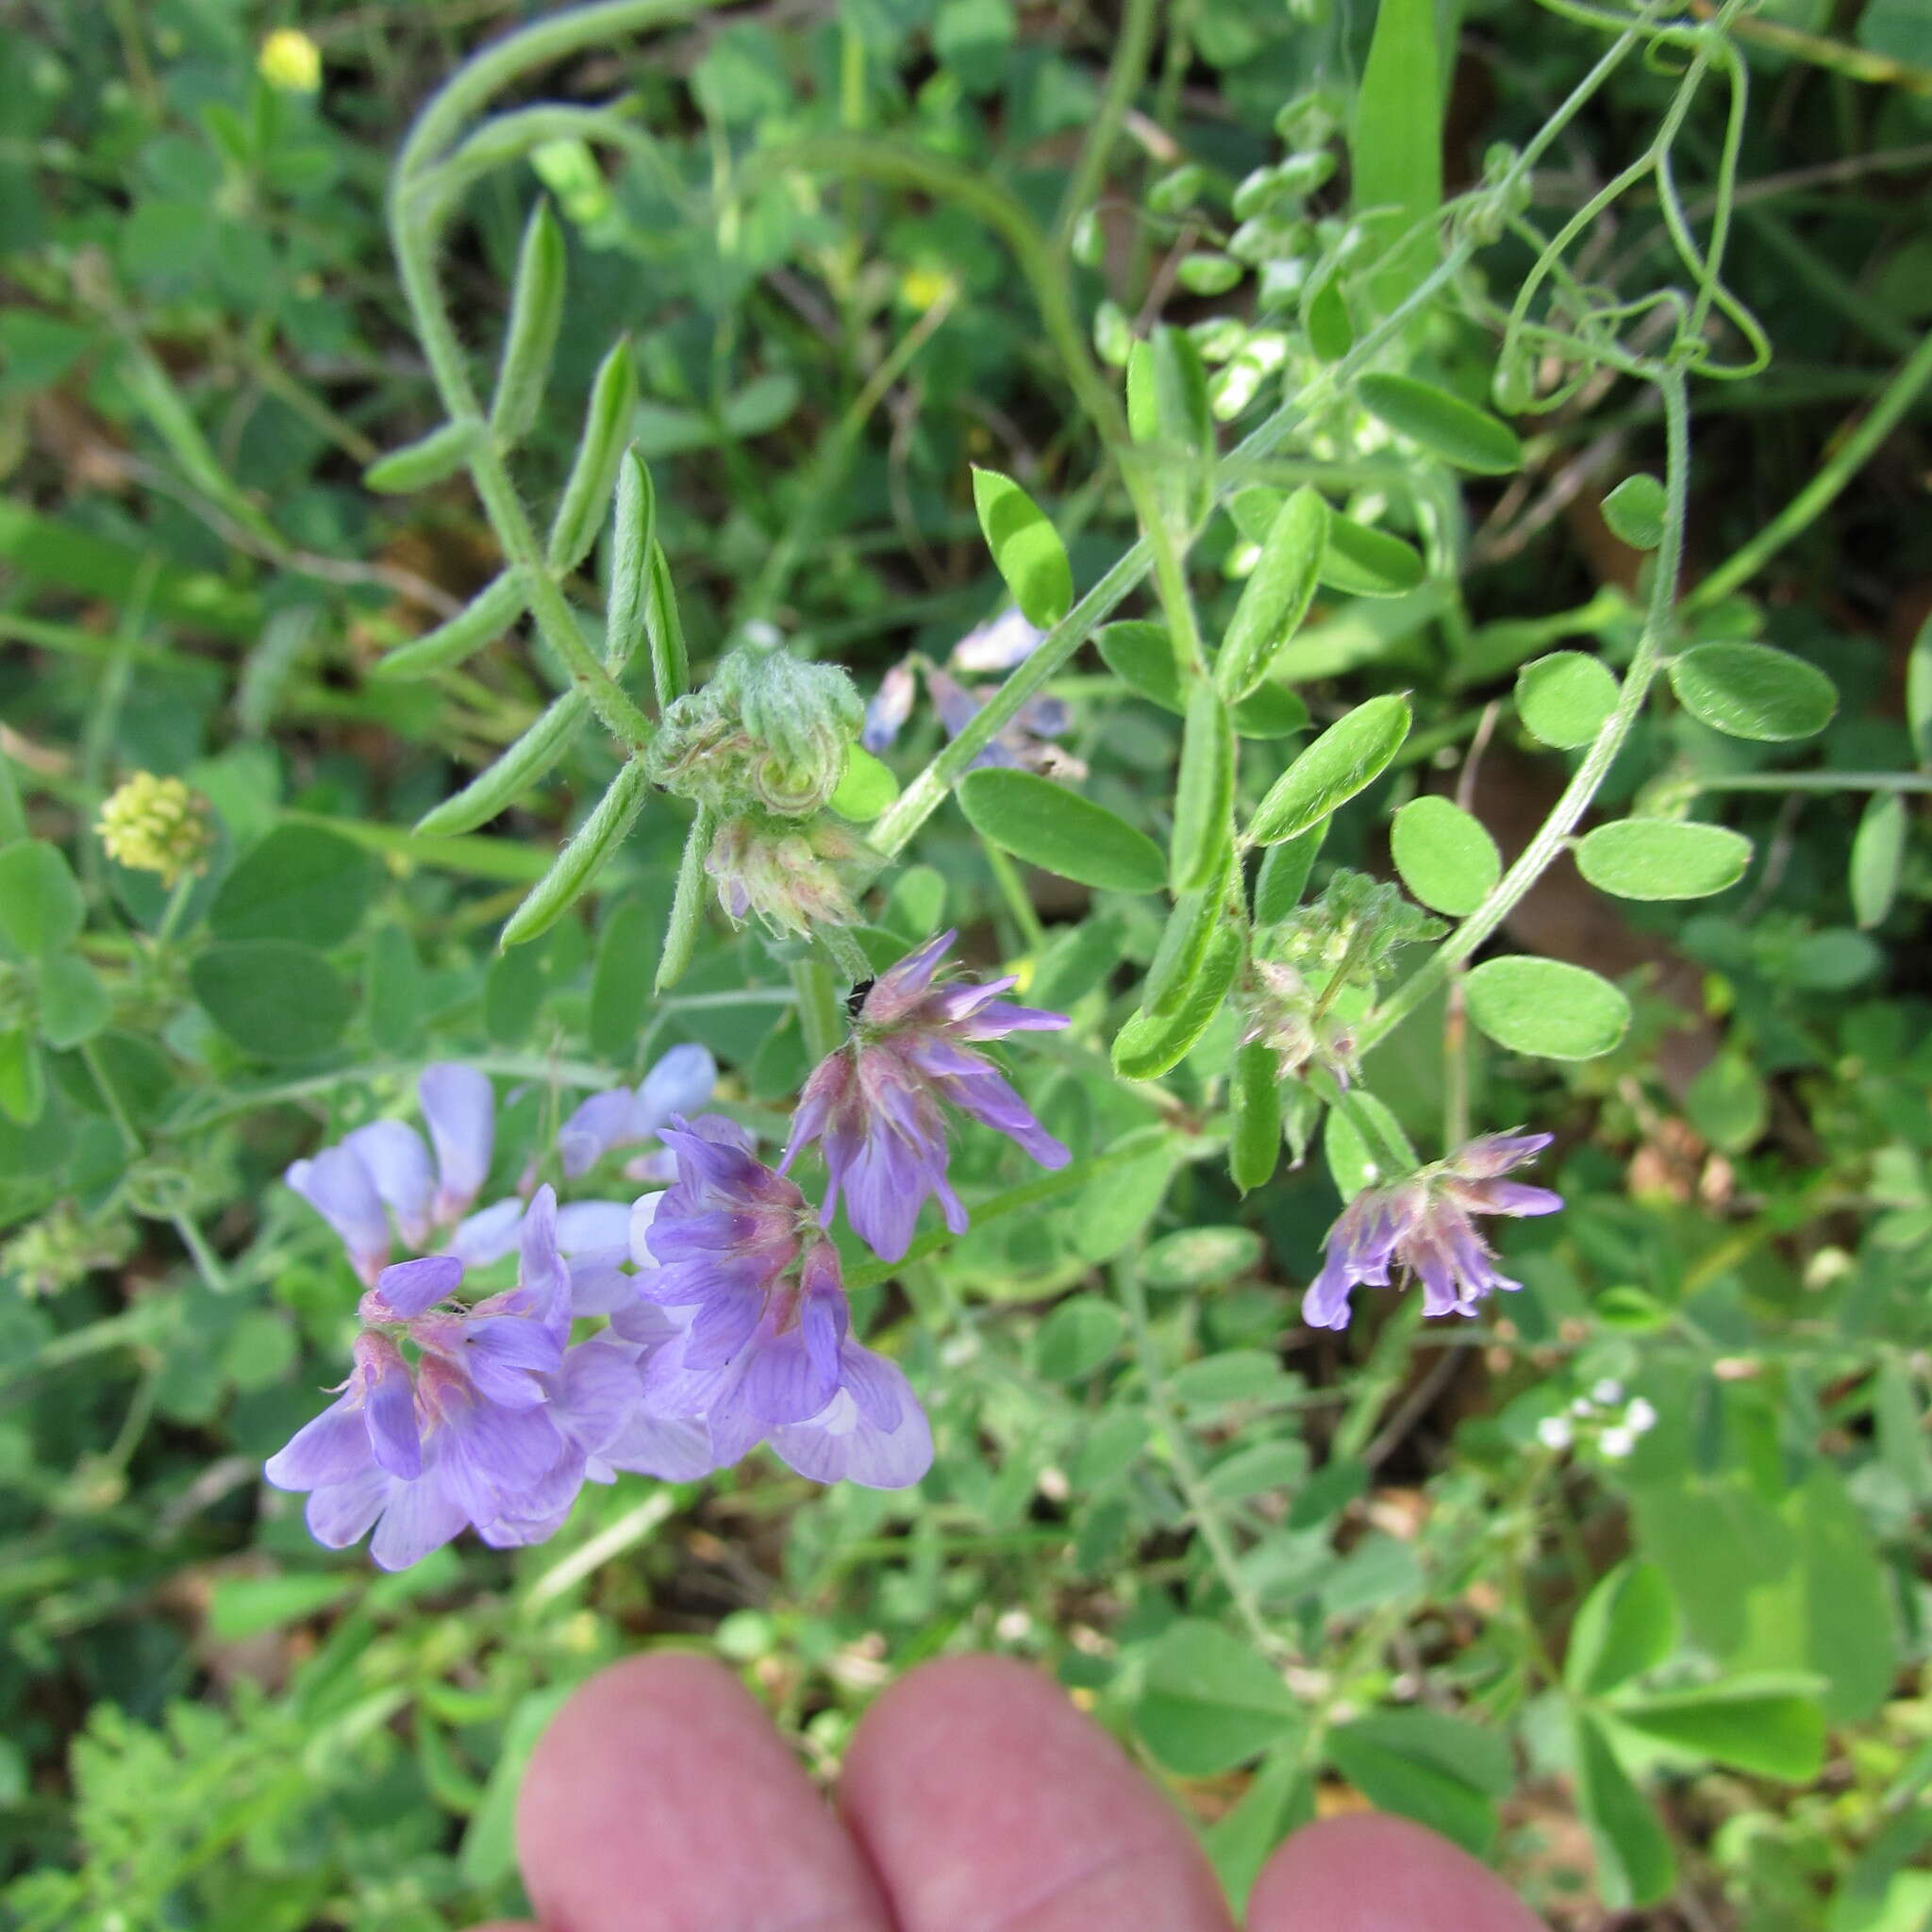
[648,632,863,821]
[704,812,872,939]
[1258,869,1445,991]
[1238,959,1360,1088]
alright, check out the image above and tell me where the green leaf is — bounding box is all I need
[1231,684,1310,739]
[588,898,655,1058]
[1324,1727,1497,1859]
[1602,474,1667,549]
[1171,683,1236,891]
[0,841,85,957]
[1612,1685,1825,1783]
[1390,795,1499,916]
[375,570,527,680]
[491,197,567,448]
[604,446,656,670]
[1684,1049,1768,1154]
[1464,956,1631,1060]
[1333,1707,1514,1798]
[1323,1089,1417,1198]
[1320,514,1426,597]
[1304,267,1354,361]
[958,769,1164,893]
[1248,694,1411,845]
[1352,0,1442,314]
[1097,619,1183,714]
[1144,857,1232,1018]
[1112,922,1242,1080]
[1907,609,1932,767]
[191,941,353,1059]
[208,1572,356,1642]
[1565,1559,1676,1698]
[415,692,588,838]
[1574,819,1752,901]
[1216,487,1327,700]
[501,760,652,948]
[1516,651,1619,749]
[1229,1041,1283,1194]
[1135,1619,1301,1775]
[1142,1224,1264,1289]
[1574,1712,1675,1909]
[548,337,639,573]
[0,1030,45,1125]
[1032,1294,1126,1380]
[970,467,1073,628]
[365,923,422,1057]
[828,744,900,823]
[1357,373,1522,474]
[1126,327,1214,525]
[362,419,476,493]
[1204,1754,1312,1912]
[208,824,381,947]
[1253,822,1325,924]
[1670,642,1838,742]
[1850,791,1907,928]
[38,952,109,1048]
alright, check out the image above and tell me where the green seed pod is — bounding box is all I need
[364,419,477,493]
[547,337,638,573]
[491,199,567,450]
[375,569,526,680]
[413,691,587,836]
[1229,1040,1284,1194]
[500,758,651,948]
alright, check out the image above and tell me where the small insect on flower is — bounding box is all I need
[629,1115,932,1488]
[95,773,213,888]
[1303,1131,1563,1331]
[783,931,1071,1262]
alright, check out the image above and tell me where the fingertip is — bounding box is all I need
[1247,1812,1547,1932]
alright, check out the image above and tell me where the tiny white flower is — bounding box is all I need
[1590,1377,1625,1407]
[1599,1426,1636,1459]
[1536,1416,1574,1451]
[1571,1398,1593,1417]
[1624,1397,1657,1434]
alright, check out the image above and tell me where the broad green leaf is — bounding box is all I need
[1324,1728,1496,1858]
[1565,1559,1676,1698]
[1574,1713,1675,1909]
[1323,1089,1417,1198]
[208,1572,357,1641]
[1171,683,1236,891]
[1850,791,1907,928]
[1357,373,1522,474]
[1333,1707,1514,1798]
[1032,1295,1126,1380]
[1516,651,1619,749]
[491,197,566,447]
[1216,487,1327,701]
[0,841,85,957]
[1464,956,1631,1060]
[1352,0,1442,314]
[1248,694,1411,845]
[1574,820,1752,901]
[1670,642,1838,741]
[366,922,423,1057]
[1204,1753,1312,1912]
[1253,822,1325,923]
[0,752,23,846]
[1390,795,1499,916]
[1602,474,1667,549]
[958,769,1164,893]
[1683,1050,1769,1154]
[828,744,900,823]
[1113,923,1241,1079]
[209,824,381,947]
[37,952,109,1048]
[1142,1224,1264,1289]
[1612,1685,1825,1783]
[191,941,353,1059]
[0,1030,45,1125]
[971,467,1073,628]
[1204,1439,1309,1502]
[1097,619,1183,713]
[1135,1619,1300,1775]
[1229,1041,1283,1194]
[1320,514,1426,597]
[1231,684,1310,739]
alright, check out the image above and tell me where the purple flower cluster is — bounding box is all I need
[1303,1132,1562,1331]
[268,938,1069,1565]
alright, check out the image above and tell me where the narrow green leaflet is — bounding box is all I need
[1564,1559,1676,1698]
[1229,1041,1283,1194]
[415,693,588,837]
[1320,515,1426,597]
[970,467,1073,628]
[1516,651,1619,749]
[1145,858,1231,1017]
[1098,619,1184,713]
[500,758,652,947]
[1391,795,1499,916]
[1216,487,1327,701]
[1352,0,1441,313]
[375,570,527,680]
[1464,956,1631,1059]
[0,1031,45,1125]
[0,841,85,957]
[1611,1685,1826,1783]
[1908,609,1932,767]
[547,337,639,573]
[1032,1295,1126,1381]
[1574,820,1752,901]
[1113,923,1241,1080]
[1357,373,1523,475]
[1253,822,1325,923]
[1574,1713,1675,1909]
[363,419,477,493]
[958,769,1165,893]
[1602,474,1667,549]
[1134,1619,1301,1775]
[1670,642,1838,742]
[1850,791,1907,928]
[490,197,566,447]
[1171,683,1236,891]
[1323,1089,1417,1198]
[1248,694,1411,845]
[603,446,656,667]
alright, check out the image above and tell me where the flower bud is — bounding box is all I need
[258,27,322,93]
[705,812,872,939]
[648,634,862,820]
[95,772,212,887]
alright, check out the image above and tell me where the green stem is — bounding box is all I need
[1672,769,1932,796]
[983,842,1047,953]
[1054,0,1159,245]
[791,958,844,1064]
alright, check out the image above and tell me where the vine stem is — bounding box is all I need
[1360,368,1693,1056]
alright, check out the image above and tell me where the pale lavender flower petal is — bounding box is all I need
[264,1397,372,1491]
[862,658,918,751]
[602,1408,721,1481]
[768,1344,932,1489]
[558,1091,635,1178]
[951,608,1044,673]
[444,1196,525,1264]
[634,1044,718,1135]
[305,1466,392,1550]
[367,1464,470,1573]
[341,1121,436,1247]
[287,1145,390,1284]
[367,1253,464,1320]
[556,1200,633,1255]
[419,1063,495,1221]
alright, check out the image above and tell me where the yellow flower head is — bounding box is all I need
[898,265,957,313]
[258,27,322,93]
[95,773,212,887]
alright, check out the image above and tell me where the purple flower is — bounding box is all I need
[626,1115,932,1489]
[287,1063,511,1285]
[860,641,1080,777]
[951,608,1045,674]
[266,1189,583,1569]
[556,1044,718,1179]
[782,932,1070,1263]
[1303,1132,1563,1331]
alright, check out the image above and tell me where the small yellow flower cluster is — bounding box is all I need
[258,27,322,94]
[95,773,212,887]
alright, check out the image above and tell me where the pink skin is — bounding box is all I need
[474,1655,1546,1932]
